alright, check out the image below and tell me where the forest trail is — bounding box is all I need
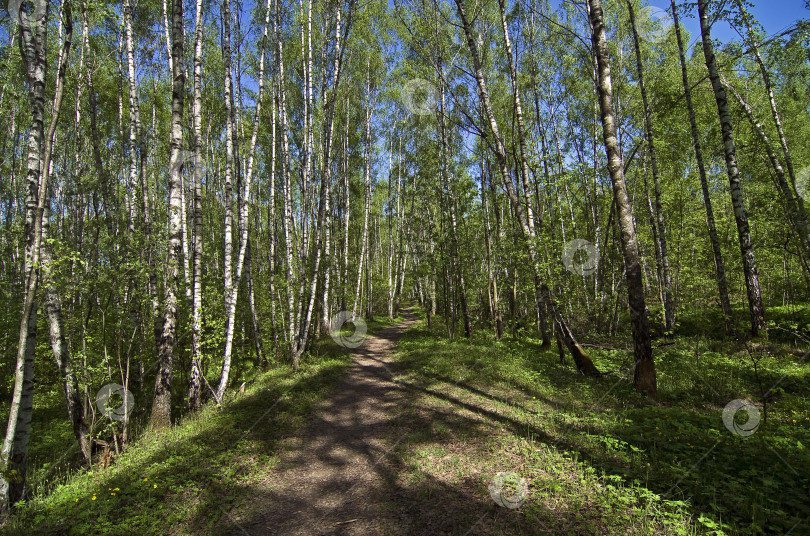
[217,311,420,535]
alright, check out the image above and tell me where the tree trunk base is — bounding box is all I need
[634,358,657,397]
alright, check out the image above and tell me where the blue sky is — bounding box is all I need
[644,0,808,54]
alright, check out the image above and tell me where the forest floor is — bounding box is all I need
[4,306,809,535]
[218,305,810,535]
[216,309,548,536]
[214,310,422,534]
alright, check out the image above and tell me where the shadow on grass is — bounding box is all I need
[3,313,409,536]
[9,311,808,535]
[387,321,810,535]
[211,335,613,535]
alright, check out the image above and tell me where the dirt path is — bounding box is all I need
[218,312,419,535]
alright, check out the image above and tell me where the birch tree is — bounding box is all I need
[587,0,655,395]
[1,0,73,510]
[150,0,185,430]
[670,0,733,333]
[697,0,766,336]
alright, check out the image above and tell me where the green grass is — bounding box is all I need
[387,306,810,535]
[5,307,808,535]
[2,314,402,535]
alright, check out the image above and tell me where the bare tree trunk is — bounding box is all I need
[296,2,353,357]
[179,150,193,307]
[317,8,342,336]
[722,76,810,261]
[670,0,732,333]
[245,238,264,364]
[698,0,765,336]
[42,211,90,462]
[123,0,141,236]
[367,216,377,318]
[386,134,395,321]
[302,0,314,261]
[436,50,470,337]
[587,0,654,395]
[628,2,674,333]
[124,0,159,354]
[221,0,236,386]
[732,0,798,189]
[161,0,173,74]
[341,96,350,312]
[39,8,86,461]
[393,135,405,316]
[217,0,273,398]
[186,0,205,411]
[497,0,548,343]
[268,77,279,351]
[353,60,372,321]
[481,154,502,339]
[276,0,297,362]
[150,0,185,430]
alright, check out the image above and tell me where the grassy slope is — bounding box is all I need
[2,315,402,535]
[385,306,809,535]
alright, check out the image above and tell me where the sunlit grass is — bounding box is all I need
[391,307,809,535]
[3,314,402,535]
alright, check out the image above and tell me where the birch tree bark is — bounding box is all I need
[628,1,674,333]
[296,0,354,357]
[187,0,205,411]
[353,60,372,321]
[386,132,396,321]
[670,0,733,333]
[496,0,548,343]
[0,0,61,511]
[722,76,810,261]
[276,0,298,362]
[341,96,350,312]
[732,0,798,188]
[301,6,341,352]
[697,0,766,336]
[436,51,470,337]
[38,5,85,461]
[150,0,185,430]
[217,0,274,398]
[124,0,159,352]
[222,0,236,352]
[587,0,655,395]
[454,0,598,374]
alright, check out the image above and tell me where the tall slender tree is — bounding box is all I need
[187,0,206,410]
[1,0,72,511]
[150,0,185,430]
[671,0,733,333]
[587,0,655,396]
[697,0,766,336]
[628,1,674,333]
